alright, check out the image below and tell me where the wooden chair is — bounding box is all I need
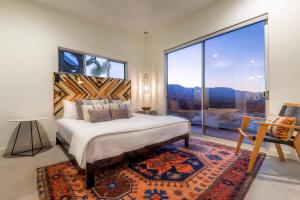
[236,103,300,173]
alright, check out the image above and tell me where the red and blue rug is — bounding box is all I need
[36,139,265,200]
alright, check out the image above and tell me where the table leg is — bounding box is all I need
[11,122,22,155]
[30,121,34,156]
[35,120,43,148]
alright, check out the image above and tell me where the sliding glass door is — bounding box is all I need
[204,21,266,140]
[166,20,266,141]
[167,43,203,133]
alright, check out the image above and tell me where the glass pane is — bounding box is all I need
[58,50,84,74]
[85,55,108,77]
[167,43,203,133]
[109,61,125,79]
[204,21,265,141]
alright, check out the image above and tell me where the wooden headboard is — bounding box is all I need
[53,72,131,118]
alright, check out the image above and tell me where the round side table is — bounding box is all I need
[7,117,48,156]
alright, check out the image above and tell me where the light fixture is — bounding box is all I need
[141,31,151,112]
[143,73,150,94]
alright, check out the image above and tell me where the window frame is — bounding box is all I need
[58,47,128,79]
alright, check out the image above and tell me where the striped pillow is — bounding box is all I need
[120,100,133,117]
[81,105,94,122]
[109,103,120,110]
[75,100,84,120]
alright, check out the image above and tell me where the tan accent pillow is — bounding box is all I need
[82,105,94,122]
[270,117,296,141]
[88,109,111,123]
[110,108,129,120]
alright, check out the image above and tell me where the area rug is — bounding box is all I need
[36,139,265,200]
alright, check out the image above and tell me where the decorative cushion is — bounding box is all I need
[270,116,296,141]
[63,100,78,119]
[76,99,108,120]
[88,109,111,123]
[109,103,120,110]
[110,108,130,120]
[120,100,133,117]
[75,100,84,120]
[82,99,107,105]
[81,105,94,122]
[109,99,122,104]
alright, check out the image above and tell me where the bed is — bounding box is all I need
[56,113,190,188]
[53,73,191,188]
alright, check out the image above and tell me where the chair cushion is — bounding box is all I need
[269,117,296,141]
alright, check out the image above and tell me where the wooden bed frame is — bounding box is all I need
[53,73,190,188]
[56,132,190,189]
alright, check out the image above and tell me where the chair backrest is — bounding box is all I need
[279,103,300,128]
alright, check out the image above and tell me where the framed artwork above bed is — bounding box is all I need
[53,72,131,118]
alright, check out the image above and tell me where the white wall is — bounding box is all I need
[0,0,145,151]
[147,0,300,158]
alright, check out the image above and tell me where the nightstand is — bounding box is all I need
[7,117,47,156]
[136,110,158,115]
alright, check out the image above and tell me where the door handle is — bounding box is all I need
[263,90,269,100]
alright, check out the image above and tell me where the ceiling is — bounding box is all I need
[30,0,217,34]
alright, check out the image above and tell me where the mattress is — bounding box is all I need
[57,113,190,168]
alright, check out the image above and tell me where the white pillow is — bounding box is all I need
[82,105,95,122]
[63,100,78,119]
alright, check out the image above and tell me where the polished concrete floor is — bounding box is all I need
[0,135,299,200]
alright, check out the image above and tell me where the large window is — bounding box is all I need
[58,48,127,79]
[166,19,267,142]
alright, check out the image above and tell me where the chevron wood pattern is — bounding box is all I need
[53,72,131,118]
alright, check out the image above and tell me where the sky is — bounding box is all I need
[167,21,265,92]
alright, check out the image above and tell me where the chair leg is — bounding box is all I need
[247,125,268,173]
[294,134,300,160]
[236,134,244,154]
[275,143,285,161]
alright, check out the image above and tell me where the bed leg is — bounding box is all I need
[185,135,190,148]
[86,163,95,189]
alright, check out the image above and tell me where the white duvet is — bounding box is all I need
[59,114,190,168]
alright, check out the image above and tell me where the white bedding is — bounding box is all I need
[57,113,190,168]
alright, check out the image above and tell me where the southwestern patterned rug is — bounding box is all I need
[36,139,265,200]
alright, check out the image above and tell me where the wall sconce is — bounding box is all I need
[142,73,151,111]
[143,73,151,94]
